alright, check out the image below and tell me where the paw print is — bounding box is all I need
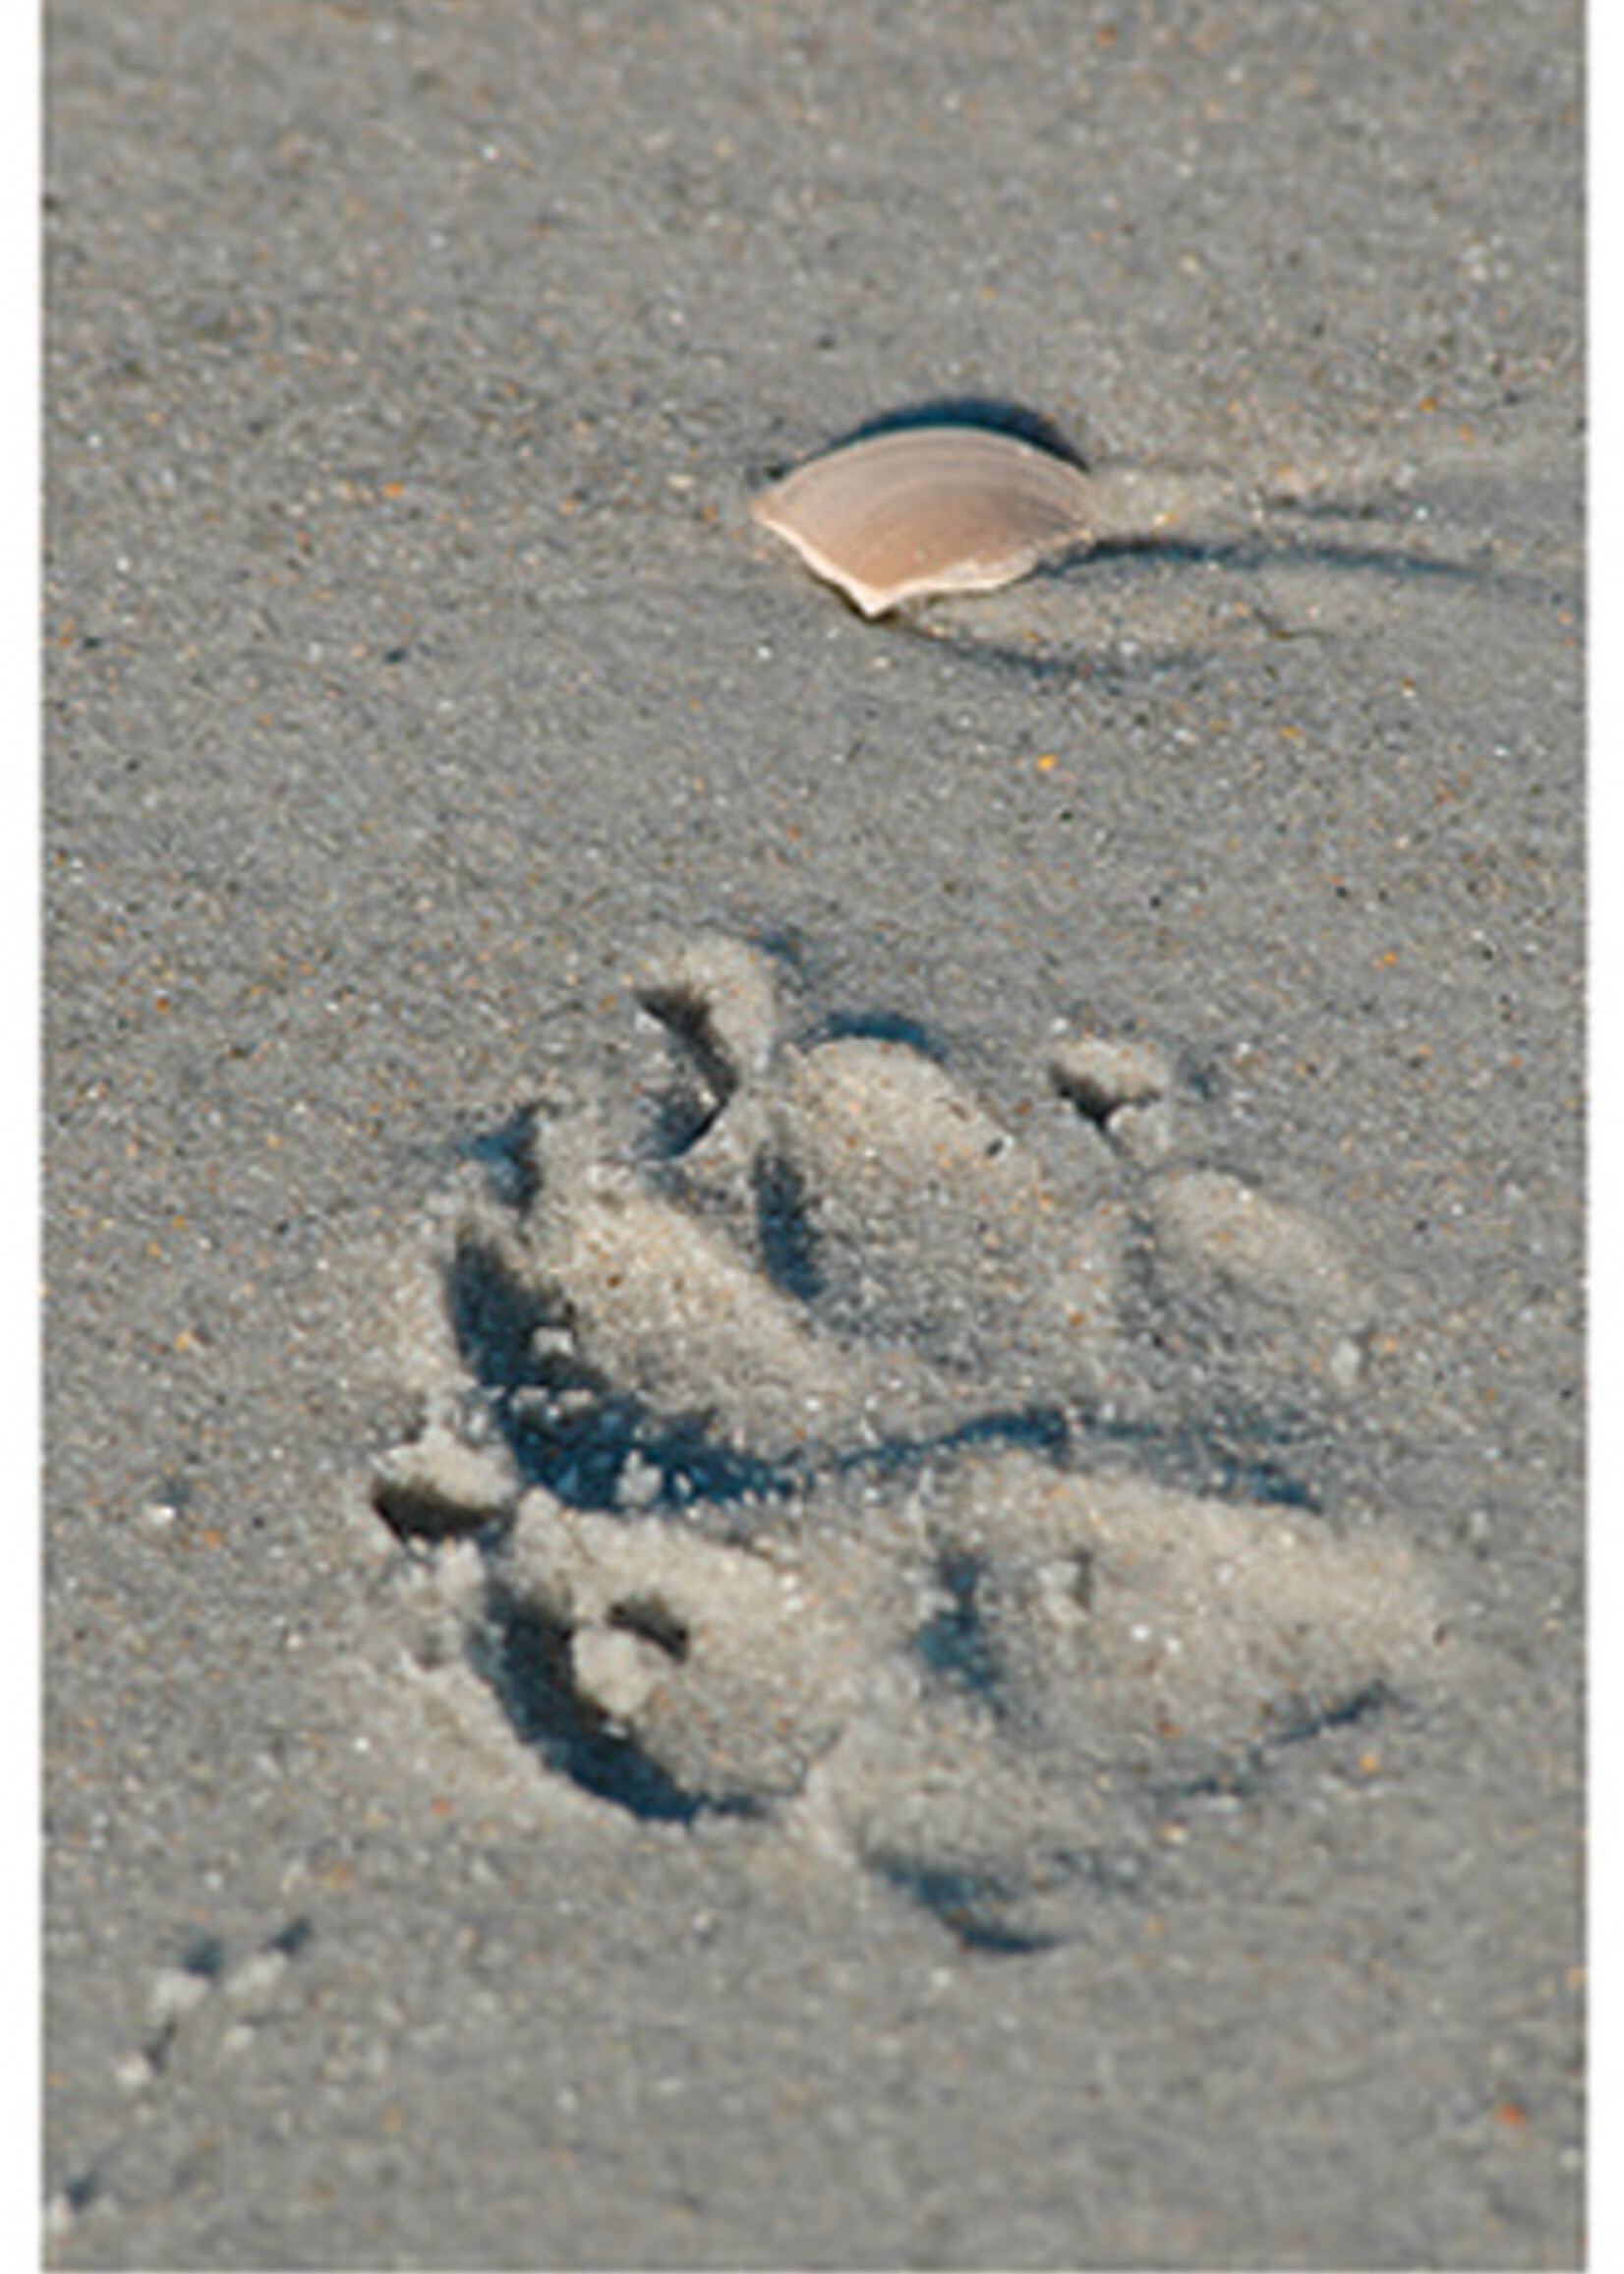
[373,936,1444,1944]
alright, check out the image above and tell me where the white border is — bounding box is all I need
[1590,0,1611,2263]
[7,1,40,2264]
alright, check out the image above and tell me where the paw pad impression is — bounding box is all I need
[371,936,1445,1946]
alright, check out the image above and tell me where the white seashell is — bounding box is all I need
[751,424,1097,615]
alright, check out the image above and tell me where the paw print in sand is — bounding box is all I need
[374,937,1445,1946]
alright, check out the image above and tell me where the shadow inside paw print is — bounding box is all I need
[475,1581,759,1827]
[373,935,1447,1948]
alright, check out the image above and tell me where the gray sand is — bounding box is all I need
[44,2,1583,2265]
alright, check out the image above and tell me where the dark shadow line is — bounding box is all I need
[1068,531,1498,587]
[869,1857,1067,1954]
[814,1008,954,1059]
[876,522,1509,683]
[439,1213,1326,1518]
[758,395,1090,483]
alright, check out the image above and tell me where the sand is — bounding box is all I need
[45,1,1583,2264]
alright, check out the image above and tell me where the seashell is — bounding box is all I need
[750,424,1097,616]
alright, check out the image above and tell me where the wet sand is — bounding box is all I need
[45,2,1583,2264]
